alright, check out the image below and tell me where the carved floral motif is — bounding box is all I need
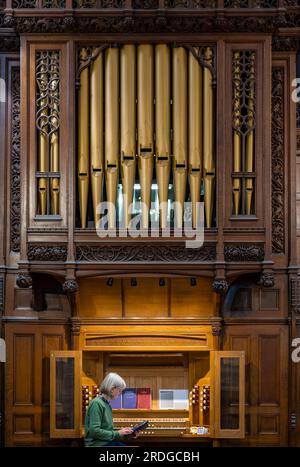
[10,67,21,253]
[76,243,216,262]
[224,244,264,261]
[27,244,67,261]
[271,67,285,254]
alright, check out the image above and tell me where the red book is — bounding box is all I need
[137,388,152,409]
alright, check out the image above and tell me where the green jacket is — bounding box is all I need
[84,396,121,447]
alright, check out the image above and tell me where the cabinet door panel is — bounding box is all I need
[50,351,82,438]
[212,351,245,438]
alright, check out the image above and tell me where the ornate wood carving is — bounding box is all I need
[16,273,32,288]
[0,276,4,313]
[36,50,60,137]
[0,35,20,52]
[10,66,21,253]
[224,244,264,261]
[27,244,67,261]
[289,278,300,314]
[272,36,300,52]
[76,243,216,263]
[271,67,285,254]
[8,15,286,34]
[62,279,79,293]
[212,278,229,294]
[258,271,275,288]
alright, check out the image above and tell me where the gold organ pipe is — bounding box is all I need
[78,48,90,228]
[155,44,171,229]
[49,51,60,215]
[105,47,119,229]
[38,52,48,216]
[245,52,255,215]
[137,44,154,229]
[90,49,104,228]
[121,45,136,228]
[203,47,215,228]
[188,51,203,229]
[232,51,241,216]
[172,46,187,229]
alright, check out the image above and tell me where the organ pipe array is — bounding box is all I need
[77,44,216,230]
[36,50,60,216]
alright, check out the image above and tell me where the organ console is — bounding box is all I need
[50,346,245,440]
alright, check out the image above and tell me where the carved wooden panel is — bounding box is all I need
[10,66,21,253]
[271,66,285,254]
[76,242,216,263]
[223,325,288,446]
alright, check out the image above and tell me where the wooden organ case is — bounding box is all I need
[1,0,299,449]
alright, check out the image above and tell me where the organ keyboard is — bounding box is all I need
[114,417,189,436]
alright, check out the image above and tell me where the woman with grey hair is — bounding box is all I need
[85,372,133,447]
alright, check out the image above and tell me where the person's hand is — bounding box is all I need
[118,427,133,436]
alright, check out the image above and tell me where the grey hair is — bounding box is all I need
[100,372,126,396]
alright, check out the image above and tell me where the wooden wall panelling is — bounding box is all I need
[222,324,288,446]
[5,323,67,446]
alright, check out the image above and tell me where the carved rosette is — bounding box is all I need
[212,279,229,294]
[16,273,32,288]
[10,66,21,253]
[258,272,275,288]
[27,244,67,261]
[76,243,216,263]
[224,244,264,262]
[63,279,79,294]
[271,67,285,254]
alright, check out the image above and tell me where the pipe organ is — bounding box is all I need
[36,50,61,216]
[232,50,256,216]
[76,44,216,230]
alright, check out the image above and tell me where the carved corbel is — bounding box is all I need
[62,279,79,294]
[258,271,275,288]
[16,273,32,289]
[212,278,229,295]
